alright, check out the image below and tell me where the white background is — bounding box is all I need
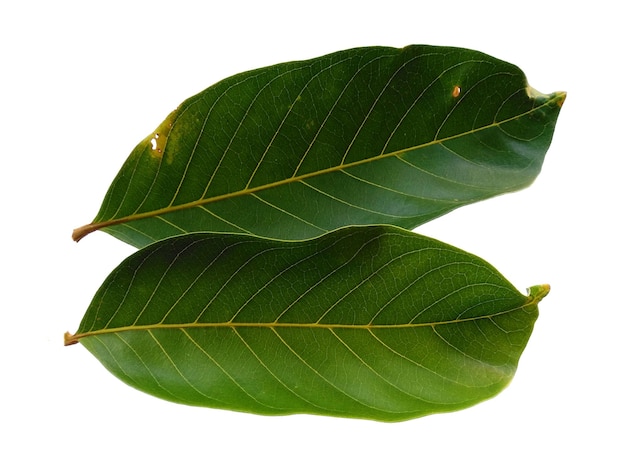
[2,1,623,468]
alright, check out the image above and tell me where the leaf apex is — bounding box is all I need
[554,91,567,108]
[526,284,550,305]
[526,86,567,108]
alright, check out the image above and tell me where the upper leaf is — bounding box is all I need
[74,45,565,247]
[65,226,548,422]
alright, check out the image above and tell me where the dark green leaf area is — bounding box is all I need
[76,45,565,247]
[70,226,545,421]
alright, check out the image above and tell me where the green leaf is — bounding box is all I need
[65,226,548,422]
[73,45,565,248]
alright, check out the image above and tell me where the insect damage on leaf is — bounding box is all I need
[72,45,566,247]
[148,106,180,161]
[66,45,564,421]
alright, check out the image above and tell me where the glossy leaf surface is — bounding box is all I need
[66,226,548,422]
[73,45,565,247]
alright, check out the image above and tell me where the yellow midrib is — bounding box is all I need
[72,92,565,242]
[64,290,545,346]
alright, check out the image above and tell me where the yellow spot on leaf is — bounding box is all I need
[149,106,180,161]
[452,85,461,98]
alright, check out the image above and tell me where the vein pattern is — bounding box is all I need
[70,226,545,421]
[78,45,564,247]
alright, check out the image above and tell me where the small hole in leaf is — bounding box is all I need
[150,133,161,151]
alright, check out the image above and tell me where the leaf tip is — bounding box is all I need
[526,86,567,108]
[527,284,550,305]
[64,331,79,346]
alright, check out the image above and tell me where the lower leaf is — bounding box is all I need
[65,226,548,422]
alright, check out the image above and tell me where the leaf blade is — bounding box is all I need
[73,45,565,246]
[67,226,547,421]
